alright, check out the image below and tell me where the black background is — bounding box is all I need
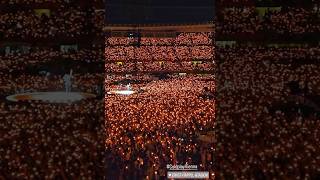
[105,0,214,24]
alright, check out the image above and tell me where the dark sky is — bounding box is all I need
[105,0,214,24]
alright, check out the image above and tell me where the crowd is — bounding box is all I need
[105,46,214,61]
[92,9,105,37]
[0,5,105,39]
[105,26,215,179]
[0,69,105,179]
[0,0,318,40]
[0,48,105,179]
[215,45,320,179]
[217,7,319,35]
[0,48,104,72]
[105,32,214,73]
[0,0,107,178]
[213,1,320,179]
[0,99,105,179]
[105,75,215,179]
[2,1,318,41]
[105,61,214,73]
[1,0,320,178]
[0,0,75,4]
[0,72,103,94]
[106,33,214,46]
[0,0,102,5]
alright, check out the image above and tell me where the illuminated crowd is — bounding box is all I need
[105,75,215,179]
[217,7,319,35]
[0,99,105,179]
[0,0,73,4]
[105,32,214,73]
[0,32,105,179]
[105,29,215,179]
[0,1,105,178]
[0,0,319,38]
[0,47,104,71]
[0,3,104,39]
[0,45,105,178]
[215,45,320,179]
[1,0,320,178]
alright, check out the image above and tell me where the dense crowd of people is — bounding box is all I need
[105,24,215,179]
[0,48,105,179]
[0,47,104,72]
[106,33,214,46]
[0,99,105,179]
[0,0,74,4]
[1,1,317,40]
[0,1,105,178]
[0,0,105,177]
[215,45,320,179]
[0,41,105,178]
[105,75,215,179]
[0,4,104,39]
[0,0,102,5]
[1,0,320,178]
[105,32,214,73]
[105,61,214,73]
[0,72,102,93]
[213,1,320,179]
[0,65,105,179]
[106,45,214,61]
[217,7,319,35]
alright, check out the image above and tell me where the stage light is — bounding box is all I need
[107,90,136,95]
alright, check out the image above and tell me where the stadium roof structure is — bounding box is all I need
[104,22,214,34]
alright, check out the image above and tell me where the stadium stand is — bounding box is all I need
[0,0,105,179]
[215,0,320,179]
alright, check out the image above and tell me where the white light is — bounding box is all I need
[108,90,136,95]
